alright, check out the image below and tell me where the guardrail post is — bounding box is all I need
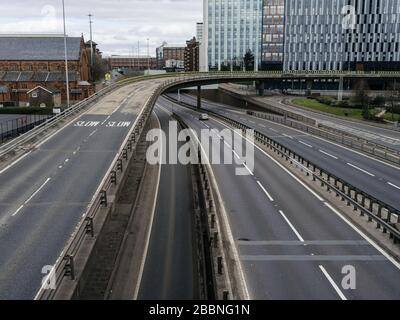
[217,257,223,275]
[117,159,123,172]
[85,217,94,238]
[100,190,108,207]
[111,171,117,185]
[64,255,75,280]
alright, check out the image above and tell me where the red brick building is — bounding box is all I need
[107,55,157,72]
[0,35,92,106]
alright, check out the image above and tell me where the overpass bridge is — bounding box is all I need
[0,71,400,300]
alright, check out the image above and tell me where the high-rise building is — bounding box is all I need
[202,0,263,71]
[261,0,285,69]
[284,0,400,71]
[196,23,204,43]
[185,37,200,72]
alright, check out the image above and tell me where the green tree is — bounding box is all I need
[243,50,255,71]
[91,55,108,82]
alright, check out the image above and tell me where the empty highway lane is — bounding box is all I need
[159,99,400,299]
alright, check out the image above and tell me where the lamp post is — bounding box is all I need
[147,38,150,73]
[88,14,94,77]
[62,0,70,108]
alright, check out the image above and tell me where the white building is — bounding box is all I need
[201,0,262,71]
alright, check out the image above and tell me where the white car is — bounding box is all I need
[199,113,209,121]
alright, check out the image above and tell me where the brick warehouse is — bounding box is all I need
[0,34,93,107]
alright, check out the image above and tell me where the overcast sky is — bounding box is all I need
[0,0,203,56]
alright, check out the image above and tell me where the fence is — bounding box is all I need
[0,114,51,144]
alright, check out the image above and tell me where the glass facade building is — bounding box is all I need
[262,0,285,68]
[203,0,263,71]
[284,0,400,71]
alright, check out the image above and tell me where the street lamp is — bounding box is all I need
[88,14,94,78]
[147,38,150,73]
[62,0,70,108]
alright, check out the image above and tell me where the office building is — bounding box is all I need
[202,0,263,71]
[284,0,400,71]
[262,0,285,69]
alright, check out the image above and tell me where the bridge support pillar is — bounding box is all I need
[256,81,264,96]
[306,80,313,96]
[197,85,201,109]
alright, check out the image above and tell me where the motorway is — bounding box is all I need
[0,80,162,299]
[137,106,198,300]
[166,93,400,211]
[158,98,400,299]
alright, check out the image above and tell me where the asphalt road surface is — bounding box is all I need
[0,80,161,299]
[257,95,400,150]
[158,99,400,300]
[167,94,400,211]
[137,105,198,300]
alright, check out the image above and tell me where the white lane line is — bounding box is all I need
[319,265,347,300]
[259,124,267,128]
[24,178,51,204]
[282,133,293,139]
[11,177,51,217]
[256,181,274,201]
[270,128,278,132]
[249,120,256,124]
[134,113,163,299]
[11,205,24,217]
[215,119,325,202]
[319,150,339,160]
[279,210,305,242]
[388,182,400,190]
[347,163,375,177]
[299,140,313,148]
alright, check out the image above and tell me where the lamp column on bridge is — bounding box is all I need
[197,85,202,109]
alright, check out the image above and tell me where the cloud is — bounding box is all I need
[0,0,203,56]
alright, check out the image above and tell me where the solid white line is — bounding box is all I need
[319,149,339,160]
[279,210,304,242]
[256,181,274,201]
[299,140,313,148]
[11,205,24,217]
[24,178,51,204]
[319,265,347,300]
[0,151,32,175]
[388,182,400,190]
[347,163,375,177]
[134,112,162,300]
